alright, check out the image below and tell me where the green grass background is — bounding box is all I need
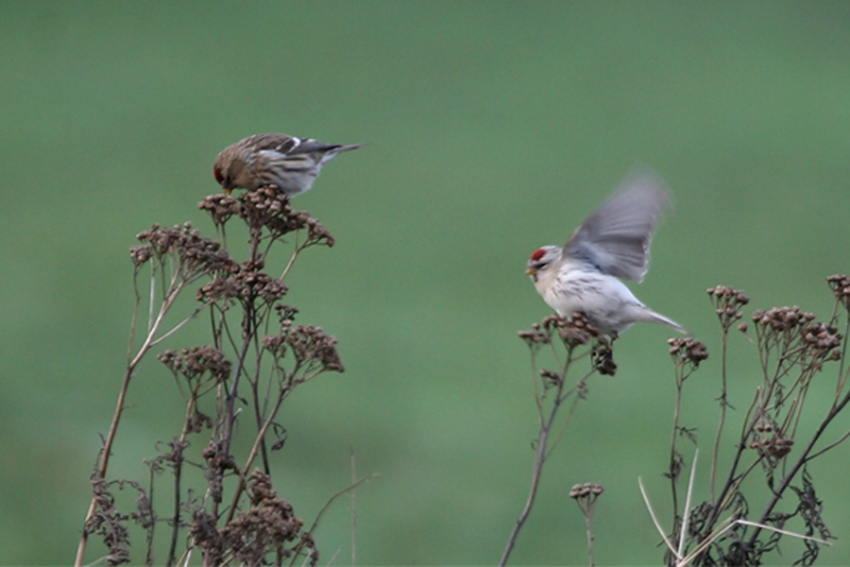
[2,1,850,565]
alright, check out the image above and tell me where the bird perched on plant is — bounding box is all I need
[525,169,686,336]
[213,133,362,197]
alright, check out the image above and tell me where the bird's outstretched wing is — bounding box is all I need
[563,168,670,283]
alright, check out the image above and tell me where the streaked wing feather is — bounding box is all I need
[288,138,344,155]
[564,168,670,282]
[258,150,316,174]
[248,133,299,154]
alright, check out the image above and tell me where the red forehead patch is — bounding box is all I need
[530,248,547,261]
[213,167,224,183]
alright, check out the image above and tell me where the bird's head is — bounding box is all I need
[213,153,235,195]
[525,246,562,280]
[213,146,245,195]
[212,166,232,195]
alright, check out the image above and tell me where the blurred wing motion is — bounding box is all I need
[564,168,670,283]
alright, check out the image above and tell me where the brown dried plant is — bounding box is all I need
[500,314,614,566]
[571,482,605,567]
[655,278,849,567]
[75,188,348,567]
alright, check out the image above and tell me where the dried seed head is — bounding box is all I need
[539,368,561,388]
[549,313,599,347]
[592,342,617,376]
[134,223,237,279]
[190,469,314,565]
[827,274,850,312]
[263,318,344,375]
[569,482,604,516]
[129,245,152,267]
[668,337,709,367]
[752,306,842,363]
[519,314,600,348]
[707,285,749,331]
[198,194,241,227]
[158,346,231,384]
[518,323,552,347]
[200,187,336,247]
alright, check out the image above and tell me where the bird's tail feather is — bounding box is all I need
[643,308,688,335]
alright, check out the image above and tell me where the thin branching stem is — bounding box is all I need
[710,329,729,503]
[75,273,189,567]
[500,329,599,567]
[747,385,850,549]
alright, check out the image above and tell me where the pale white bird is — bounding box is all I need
[525,169,686,335]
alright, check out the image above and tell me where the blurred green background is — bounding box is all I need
[3,1,850,565]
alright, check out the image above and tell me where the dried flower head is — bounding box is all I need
[752,306,816,332]
[570,482,605,517]
[196,259,290,305]
[191,470,315,566]
[538,368,561,389]
[827,274,850,313]
[133,223,237,279]
[289,325,344,373]
[707,285,749,331]
[199,187,335,246]
[129,245,152,267]
[752,306,842,365]
[519,314,600,349]
[158,346,231,385]
[668,337,709,368]
[263,322,344,376]
[750,433,795,459]
[197,194,240,227]
[569,482,605,499]
[518,322,553,347]
[592,341,617,376]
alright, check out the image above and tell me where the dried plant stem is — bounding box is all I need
[167,387,203,566]
[667,355,693,537]
[223,364,325,524]
[280,241,302,282]
[640,476,676,555]
[833,313,850,399]
[678,450,698,559]
[286,475,375,567]
[747,388,850,549]
[499,410,551,567]
[644,450,828,567]
[144,465,157,565]
[709,331,729,502]
[499,352,579,566]
[220,326,253,458]
[669,379,683,521]
[225,381,290,524]
[74,366,135,567]
[75,279,187,567]
[351,450,357,567]
[584,512,595,567]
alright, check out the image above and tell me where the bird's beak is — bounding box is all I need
[224,188,233,196]
[525,268,536,275]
